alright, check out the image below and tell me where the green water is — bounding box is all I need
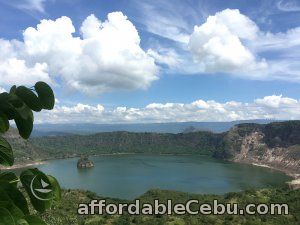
[35,155,290,199]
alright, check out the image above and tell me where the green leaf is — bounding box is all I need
[16,86,42,112]
[17,219,29,225]
[10,85,17,94]
[14,105,34,139]
[35,82,55,110]
[0,93,16,118]
[15,102,33,120]
[0,172,19,186]
[0,136,14,166]
[7,94,24,108]
[0,111,9,133]
[0,182,29,215]
[0,102,17,120]
[24,215,47,225]
[0,199,25,225]
[0,206,15,225]
[20,168,61,213]
[0,92,8,101]
[47,175,61,201]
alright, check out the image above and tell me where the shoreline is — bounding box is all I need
[0,161,46,170]
[250,162,300,189]
[251,162,299,178]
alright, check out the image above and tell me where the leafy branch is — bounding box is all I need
[0,82,61,225]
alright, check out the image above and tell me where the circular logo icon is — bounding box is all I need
[30,175,54,201]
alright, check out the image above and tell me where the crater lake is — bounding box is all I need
[35,154,291,199]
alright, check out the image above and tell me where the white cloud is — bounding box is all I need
[147,48,181,69]
[191,100,210,109]
[21,0,47,12]
[0,12,158,94]
[24,13,158,93]
[36,103,105,123]
[143,17,190,44]
[0,87,6,93]
[35,95,300,124]
[188,9,266,74]
[132,0,194,44]
[254,95,298,108]
[186,9,300,81]
[0,38,51,86]
[0,58,50,86]
[2,8,300,90]
[0,12,158,93]
[253,27,300,52]
[2,0,47,13]
[59,103,104,114]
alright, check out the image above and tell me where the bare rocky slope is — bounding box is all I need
[223,121,300,175]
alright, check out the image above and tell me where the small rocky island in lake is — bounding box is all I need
[77,156,94,169]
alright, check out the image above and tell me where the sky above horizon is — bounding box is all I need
[0,0,300,123]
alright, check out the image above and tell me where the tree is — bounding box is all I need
[0,82,61,224]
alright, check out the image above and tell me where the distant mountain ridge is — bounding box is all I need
[32,119,278,137]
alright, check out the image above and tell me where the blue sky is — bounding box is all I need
[0,0,300,123]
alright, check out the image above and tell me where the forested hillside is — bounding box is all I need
[30,131,225,157]
[1,128,50,164]
[40,187,300,225]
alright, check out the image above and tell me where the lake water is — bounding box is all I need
[36,155,290,199]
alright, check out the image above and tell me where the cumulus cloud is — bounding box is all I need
[0,12,158,94]
[36,103,105,123]
[0,39,51,86]
[254,95,298,108]
[187,9,300,81]
[189,9,266,73]
[35,95,300,124]
[0,58,50,86]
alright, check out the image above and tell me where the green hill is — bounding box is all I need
[1,128,50,164]
[30,131,224,157]
[39,187,300,225]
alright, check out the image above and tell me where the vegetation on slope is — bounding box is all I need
[2,128,51,164]
[40,187,300,225]
[30,131,225,158]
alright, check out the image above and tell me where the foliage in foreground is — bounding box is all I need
[41,187,300,225]
[0,82,61,224]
